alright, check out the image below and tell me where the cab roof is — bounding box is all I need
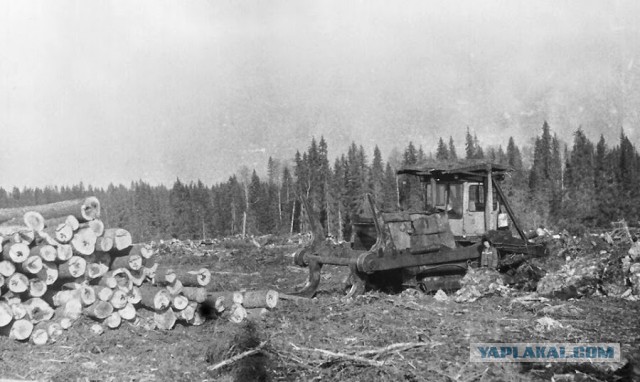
[397,160,511,182]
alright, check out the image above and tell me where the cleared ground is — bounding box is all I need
[1,239,639,381]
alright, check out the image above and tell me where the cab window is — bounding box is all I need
[468,185,497,212]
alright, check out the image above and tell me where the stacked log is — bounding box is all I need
[0,198,163,341]
[0,197,280,343]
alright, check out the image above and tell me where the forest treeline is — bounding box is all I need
[1,121,638,241]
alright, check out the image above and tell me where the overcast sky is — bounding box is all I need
[1,0,639,189]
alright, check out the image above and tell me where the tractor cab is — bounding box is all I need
[396,161,518,244]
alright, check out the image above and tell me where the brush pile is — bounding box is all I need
[0,197,268,344]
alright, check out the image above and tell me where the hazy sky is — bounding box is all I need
[1,0,639,188]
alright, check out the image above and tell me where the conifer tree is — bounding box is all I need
[436,138,449,160]
[448,136,458,160]
[465,128,474,159]
[370,146,385,208]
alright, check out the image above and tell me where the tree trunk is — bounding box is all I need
[55,298,82,321]
[44,215,80,231]
[28,278,48,298]
[118,302,136,321]
[0,227,35,245]
[153,268,176,285]
[245,308,269,321]
[112,243,154,259]
[71,227,97,255]
[50,290,81,307]
[83,300,113,320]
[0,260,16,277]
[23,211,45,232]
[78,219,104,237]
[172,295,189,310]
[178,302,196,321]
[181,287,207,303]
[0,197,101,224]
[93,285,114,302]
[111,253,143,271]
[126,286,142,305]
[85,262,109,280]
[0,301,12,327]
[30,322,49,345]
[35,230,59,247]
[36,262,58,285]
[45,321,63,342]
[173,268,211,287]
[139,285,171,310]
[98,274,117,289]
[104,269,132,291]
[290,201,296,234]
[222,303,247,324]
[85,251,111,266]
[242,212,247,239]
[23,298,54,323]
[95,236,114,252]
[242,290,279,309]
[56,244,73,261]
[58,256,87,279]
[9,301,27,320]
[3,242,30,263]
[187,305,206,326]
[338,207,344,242]
[166,279,183,296]
[6,319,33,341]
[154,308,177,330]
[76,284,97,306]
[30,244,57,262]
[207,291,244,307]
[121,268,145,287]
[110,289,128,309]
[7,273,29,293]
[44,223,74,244]
[105,311,121,329]
[20,255,43,274]
[103,228,132,251]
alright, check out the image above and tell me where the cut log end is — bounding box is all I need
[84,301,114,320]
[154,308,177,330]
[105,311,122,329]
[23,211,45,232]
[9,319,34,341]
[3,243,30,264]
[81,197,101,221]
[71,228,97,255]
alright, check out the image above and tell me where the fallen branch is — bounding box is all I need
[207,341,267,372]
[354,342,443,360]
[210,271,260,276]
[290,343,384,367]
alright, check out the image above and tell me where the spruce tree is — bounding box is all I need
[465,128,474,159]
[436,138,449,161]
[448,136,458,160]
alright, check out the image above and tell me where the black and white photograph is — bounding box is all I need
[1,1,639,381]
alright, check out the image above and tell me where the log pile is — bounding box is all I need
[0,198,281,344]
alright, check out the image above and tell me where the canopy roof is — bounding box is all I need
[397,160,511,182]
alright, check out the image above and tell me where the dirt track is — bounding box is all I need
[1,240,639,381]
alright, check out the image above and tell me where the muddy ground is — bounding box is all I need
[1,238,639,382]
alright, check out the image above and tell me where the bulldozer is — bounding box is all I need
[292,161,546,298]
